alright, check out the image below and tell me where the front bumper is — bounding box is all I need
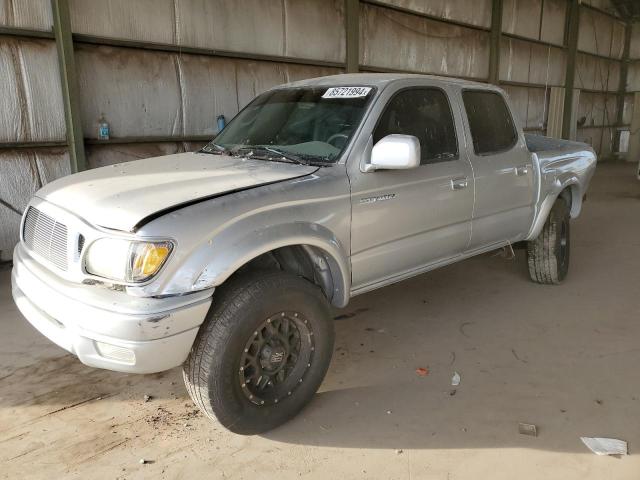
[11,244,212,374]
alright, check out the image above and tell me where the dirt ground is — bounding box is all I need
[1,162,639,479]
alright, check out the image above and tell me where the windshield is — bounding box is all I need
[203,86,375,164]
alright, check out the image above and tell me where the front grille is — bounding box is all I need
[23,207,69,271]
[77,234,85,255]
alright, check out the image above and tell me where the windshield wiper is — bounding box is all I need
[260,146,310,166]
[200,143,228,155]
[234,146,311,166]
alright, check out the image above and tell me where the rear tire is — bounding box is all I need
[183,270,334,435]
[526,198,570,284]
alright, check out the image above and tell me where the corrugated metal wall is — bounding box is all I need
[574,4,626,156]
[0,0,638,260]
[0,0,343,260]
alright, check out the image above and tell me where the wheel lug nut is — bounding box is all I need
[244,349,248,353]
[281,312,285,317]
[261,400,265,405]
[287,391,292,396]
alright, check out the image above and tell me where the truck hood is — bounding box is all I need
[36,152,318,232]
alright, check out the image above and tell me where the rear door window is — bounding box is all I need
[462,90,517,155]
[373,88,458,165]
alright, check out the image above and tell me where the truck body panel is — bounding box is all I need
[12,73,597,373]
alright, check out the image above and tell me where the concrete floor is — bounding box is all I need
[1,162,639,479]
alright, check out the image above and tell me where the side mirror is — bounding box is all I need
[368,134,420,171]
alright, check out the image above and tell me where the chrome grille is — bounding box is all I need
[23,207,69,271]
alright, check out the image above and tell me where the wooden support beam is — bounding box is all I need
[51,0,86,172]
[488,0,503,85]
[614,22,632,152]
[345,0,359,73]
[562,0,580,140]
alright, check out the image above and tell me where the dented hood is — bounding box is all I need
[36,152,317,232]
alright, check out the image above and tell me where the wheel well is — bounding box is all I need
[559,184,580,217]
[559,187,572,209]
[233,245,342,306]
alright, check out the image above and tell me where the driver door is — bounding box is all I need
[349,86,474,293]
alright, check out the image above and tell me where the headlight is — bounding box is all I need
[85,238,173,283]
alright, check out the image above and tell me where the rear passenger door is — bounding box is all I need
[460,89,535,250]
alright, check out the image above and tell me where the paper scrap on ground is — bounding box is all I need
[580,437,628,455]
[518,423,537,437]
[451,372,461,386]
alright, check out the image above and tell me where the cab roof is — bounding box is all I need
[283,73,491,90]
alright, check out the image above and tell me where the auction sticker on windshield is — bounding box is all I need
[322,87,372,99]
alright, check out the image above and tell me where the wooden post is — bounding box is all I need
[345,0,360,73]
[51,0,86,172]
[488,0,503,84]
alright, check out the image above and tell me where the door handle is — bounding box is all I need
[514,165,529,176]
[450,177,468,190]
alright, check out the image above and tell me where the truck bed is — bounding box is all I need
[525,133,590,157]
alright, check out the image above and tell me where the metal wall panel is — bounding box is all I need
[578,7,624,59]
[360,4,489,79]
[503,84,549,131]
[0,0,52,30]
[540,0,566,46]
[175,0,284,56]
[503,0,566,47]
[528,43,565,86]
[502,0,541,40]
[576,53,620,91]
[0,149,70,260]
[578,91,618,127]
[630,24,640,60]
[499,37,565,86]
[374,0,492,28]
[503,85,528,126]
[69,0,175,44]
[622,94,634,124]
[525,87,547,130]
[0,38,65,143]
[75,45,182,138]
[284,0,346,62]
[628,62,640,92]
[610,20,625,60]
[581,0,618,15]
[178,55,239,137]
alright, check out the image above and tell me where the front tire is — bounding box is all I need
[183,270,334,435]
[526,198,570,284]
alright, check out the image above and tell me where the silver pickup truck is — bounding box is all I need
[12,74,596,434]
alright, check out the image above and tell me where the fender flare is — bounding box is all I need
[526,178,581,241]
[191,222,351,307]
